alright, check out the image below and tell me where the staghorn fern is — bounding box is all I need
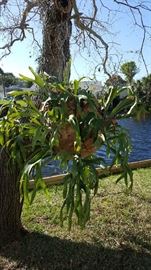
[0,68,137,229]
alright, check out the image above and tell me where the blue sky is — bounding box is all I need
[1,1,151,82]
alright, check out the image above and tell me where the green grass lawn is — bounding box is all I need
[0,168,151,269]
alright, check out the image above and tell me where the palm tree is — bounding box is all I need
[121,61,138,84]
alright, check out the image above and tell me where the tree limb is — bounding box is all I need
[72,0,111,77]
[0,0,39,59]
[0,0,8,6]
[114,0,151,74]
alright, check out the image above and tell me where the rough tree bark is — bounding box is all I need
[0,150,25,247]
[41,0,72,81]
[0,1,73,247]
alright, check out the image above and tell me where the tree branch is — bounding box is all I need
[0,0,39,59]
[114,0,151,74]
[72,0,111,77]
[0,0,8,6]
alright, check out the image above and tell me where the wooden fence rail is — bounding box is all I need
[29,159,151,189]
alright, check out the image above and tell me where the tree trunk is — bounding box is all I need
[41,0,72,82]
[0,150,24,247]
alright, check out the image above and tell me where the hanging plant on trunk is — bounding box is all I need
[0,67,136,232]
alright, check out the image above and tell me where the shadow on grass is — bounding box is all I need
[124,233,151,253]
[0,231,151,270]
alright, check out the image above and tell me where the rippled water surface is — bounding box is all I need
[120,118,151,162]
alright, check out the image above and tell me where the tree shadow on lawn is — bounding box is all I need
[0,231,151,270]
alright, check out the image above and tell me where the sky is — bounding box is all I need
[1,1,151,83]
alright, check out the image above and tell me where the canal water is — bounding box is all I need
[42,117,151,176]
[119,118,151,162]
